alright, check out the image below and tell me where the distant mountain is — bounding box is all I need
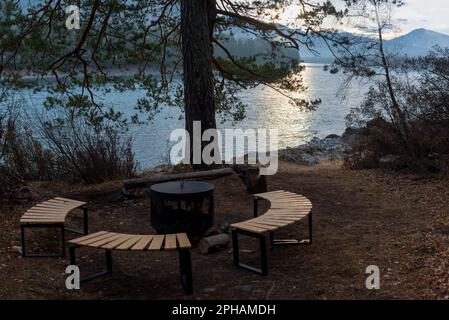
[228,27,449,62]
[385,28,449,57]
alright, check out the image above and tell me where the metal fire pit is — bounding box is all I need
[150,181,214,240]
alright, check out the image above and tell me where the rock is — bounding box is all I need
[300,154,319,165]
[278,134,350,166]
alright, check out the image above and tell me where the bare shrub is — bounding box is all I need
[345,48,449,171]
[0,103,137,191]
[37,115,138,184]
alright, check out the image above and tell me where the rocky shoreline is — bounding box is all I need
[279,134,351,166]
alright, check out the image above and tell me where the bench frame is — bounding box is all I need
[68,241,193,294]
[231,194,313,276]
[21,207,88,258]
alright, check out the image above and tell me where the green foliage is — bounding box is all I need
[0,0,347,127]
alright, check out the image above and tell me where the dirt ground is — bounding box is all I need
[1,160,449,300]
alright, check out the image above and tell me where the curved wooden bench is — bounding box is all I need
[231,190,313,275]
[69,231,193,294]
[20,197,88,257]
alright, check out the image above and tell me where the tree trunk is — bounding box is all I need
[181,0,217,166]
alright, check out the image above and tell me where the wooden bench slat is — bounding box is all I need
[74,232,117,245]
[164,234,178,250]
[254,190,286,197]
[252,219,289,227]
[38,201,73,207]
[131,235,154,251]
[28,205,70,210]
[55,197,86,205]
[69,231,108,244]
[176,233,191,249]
[148,235,165,250]
[115,235,144,250]
[244,221,278,231]
[231,223,267,233]
[21,218,64,223]
[101,235,134,250]
[88,234,125,248]
[22,214,65,219]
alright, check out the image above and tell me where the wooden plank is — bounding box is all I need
[254,190,286,197]
[244,221,278,231]
[20,220,63,224]
[74,232,117,245]
[131,235,154,251]
[34,204,71,210]
[265,216,304,221]
[28,210,68,216]
[101,235,134,250]
[269,199,310,203]
[231,223,267,233]
[148,235,165,251]
[27,207,69,212]
[88,234,125,248]
[26,208,68,213]
[252,219,289,227]
[164,234,178,250]
[30,204,69,209]
[115,235,143,250]
[54,197,86,205]
[20,217,64,222]
[176,233,191,249]
[21,215,64,220]
[22,214,65,219]
[69,231,108,244]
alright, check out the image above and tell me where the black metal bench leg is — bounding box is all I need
[21,224,65,257]
[70,247,113,283]
[308,211,313,244]
[232,229,240,266]
[21,226,26,258]
[65,207,89,235]
[253,197,259,218]
[179,249,193,294]
[231,229,268,276]
[61,225,66,257]
[83,207,89,235]
[69,245,77,265]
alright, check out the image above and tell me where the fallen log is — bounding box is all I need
[198,233,230,255]
[122,167,235,199]
[123,167,234,190]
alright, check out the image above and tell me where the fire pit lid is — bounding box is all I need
[150,181,213,196]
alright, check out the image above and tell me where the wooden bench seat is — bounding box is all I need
[230,190,313,275]
[68,231,193,294]
[20,197,88,257]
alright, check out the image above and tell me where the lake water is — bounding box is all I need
[127,63,365,169]
[8,63,367,170]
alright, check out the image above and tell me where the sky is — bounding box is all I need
[279,0,449,39]
[394,0,449,35]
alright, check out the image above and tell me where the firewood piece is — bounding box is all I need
[198,233,230,255]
